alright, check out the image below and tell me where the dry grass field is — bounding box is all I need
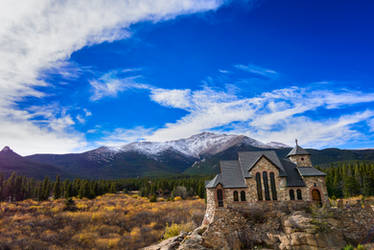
[0,194,205,250]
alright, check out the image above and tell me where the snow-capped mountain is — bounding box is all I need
[21,132,292,179]
[119,132,281,158]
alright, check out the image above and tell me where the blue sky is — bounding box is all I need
[1,0,374,155]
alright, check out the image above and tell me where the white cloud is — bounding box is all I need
[89,73,149,101]
[368,118,374,132]
[0,0,224,154]
[99,126,154,147]
[218,69,230,74]
[235,64,279,79]
[150,89,192,109]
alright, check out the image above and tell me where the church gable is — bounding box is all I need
[248,155,280,177]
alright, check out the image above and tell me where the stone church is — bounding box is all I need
[205,141,328,212]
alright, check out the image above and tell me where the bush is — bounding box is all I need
[63,198,77,211]
[238,207,266,223]
[162,222,194,240]
[149,195,157,202]
[174,196,182,201]
[172,186,188,199]
[356,244,366,250]
[343,244,354,250]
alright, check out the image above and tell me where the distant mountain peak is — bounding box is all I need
[0,145,25,161]
[1,146,12,152]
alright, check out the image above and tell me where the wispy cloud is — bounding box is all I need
[218,69,230,74]
[368,118,374,132]
[235,64,279,79]
[99,126,154,147]
[0,0,224,154]
[89,71,150,101]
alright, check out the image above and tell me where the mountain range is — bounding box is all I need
[1,132,374,179]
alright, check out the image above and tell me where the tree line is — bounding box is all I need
[318,161,374,198]
[4,160,373,202]
[0,172,210,202]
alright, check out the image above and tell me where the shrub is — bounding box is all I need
[172,186,188,199]
[174,196,182,201]
[162,222,193,240]
[343,244,354,250]
[149,195,157,202]
[356,244,366,250]
[238,207,266,223]
[63,198,77,211]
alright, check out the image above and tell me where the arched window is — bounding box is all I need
[270,172,277,200]
[289,189,295,200]
[263,171,271,200]
[297,189,302,200]
[240,191,246,201]
[255,173,263,201]
[233,191,239,201]
[217,189,223,207]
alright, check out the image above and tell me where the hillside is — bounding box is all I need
[0,146,67,179]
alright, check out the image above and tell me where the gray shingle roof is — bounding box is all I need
[219,161,247,188]
[287,145,310,157]
[238,151,287,177]
[297,167,326,177]
[205,174,222,188]
[280,159,306,187]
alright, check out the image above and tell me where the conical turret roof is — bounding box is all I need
[287,140,310,157]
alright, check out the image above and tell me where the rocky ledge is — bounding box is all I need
[145,200,374,250]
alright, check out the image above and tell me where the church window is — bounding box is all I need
[289,189,295,200]
[263,171,271,200]
[297,189,302,200]
[270,172,277,200]
[233,191,239,201]
[240,191,246,201]
[255,173,263,201]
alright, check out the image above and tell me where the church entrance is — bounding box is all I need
[217,189,224,207]
[312,189,322,206]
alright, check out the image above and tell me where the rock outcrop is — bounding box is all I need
[145,200,374,250]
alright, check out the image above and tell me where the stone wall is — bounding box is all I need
[222,188,248,208]
[288,154,312,167]
[203,188,216,225]
[284,186,307,201]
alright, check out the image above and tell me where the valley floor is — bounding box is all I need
[0,194,205,250]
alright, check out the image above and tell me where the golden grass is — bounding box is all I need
[0,194,205,250]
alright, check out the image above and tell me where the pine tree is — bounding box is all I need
[53,176,61,199]
[64,182,73,198]
[109,182,116,194]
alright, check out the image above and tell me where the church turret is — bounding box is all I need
[287,139,312,167]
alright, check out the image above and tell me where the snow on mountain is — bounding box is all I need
[86,146,120,163]
[118,132,276,158]
[265,141,290,149]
